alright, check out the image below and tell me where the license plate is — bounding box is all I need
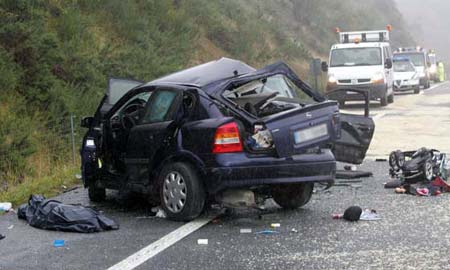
[294,124,328,144]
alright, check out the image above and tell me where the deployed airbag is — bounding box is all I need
[18,195,119,233]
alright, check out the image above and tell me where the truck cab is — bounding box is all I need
[322,30,394,107]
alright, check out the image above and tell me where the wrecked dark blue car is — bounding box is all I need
[80,58,374,221]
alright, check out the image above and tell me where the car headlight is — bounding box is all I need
[328,75,337,84]
[371,72,384,84]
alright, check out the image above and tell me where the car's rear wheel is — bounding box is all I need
[88,180,106,202]
[387,94,394,104]
[159,162,205,221]
[414,87,420,94]
[271,183,314,209]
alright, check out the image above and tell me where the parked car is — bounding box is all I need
[80,58,374,221]
[392,57,420,94]
[394,47,431,89]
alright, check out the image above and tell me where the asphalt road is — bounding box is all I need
[1,82,450,270]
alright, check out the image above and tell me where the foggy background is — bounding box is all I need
[395,0,450,63]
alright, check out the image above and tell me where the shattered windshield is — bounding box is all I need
[330,47,382,67]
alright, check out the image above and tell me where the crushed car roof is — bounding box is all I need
[147,57,256,87]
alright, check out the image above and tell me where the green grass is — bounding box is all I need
[0,165,80,207]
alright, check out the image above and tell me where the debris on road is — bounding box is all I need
[270,223,281,228]
[344,165,357,171]
[7,225,13,230]
[239,228,252,234]
[255,230,279,235]
[343,206,362,221]
[387,148,450,197]
[53,240,65,247]
[0,202,12,212]
[18,194,119,233]
[0,234,5,240]
[150,206,167,218]
[290,228,298,233]
[389,148,447,183]
[376,158,387,162]
[197,239,208,245]
[334,206,381,221]
[359,209,381,221]
[336,170,373,179]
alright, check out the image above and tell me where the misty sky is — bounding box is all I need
[395,0,450,63]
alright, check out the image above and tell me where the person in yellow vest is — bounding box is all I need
[438,62,445,82]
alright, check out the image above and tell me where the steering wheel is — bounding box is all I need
[121,103,145,129]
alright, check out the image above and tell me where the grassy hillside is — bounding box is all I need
[0,0,414,204]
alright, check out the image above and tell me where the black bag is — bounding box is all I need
[18,195,119,233]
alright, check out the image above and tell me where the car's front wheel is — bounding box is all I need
[88,180,106,202]
[271,183,314,209]
[159,162,206,221]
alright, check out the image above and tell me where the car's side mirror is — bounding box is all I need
[321,61,329,72]
[385,58,393,69]
[81,116,94,128]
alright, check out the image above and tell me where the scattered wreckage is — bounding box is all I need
[80,57,374,221]
[386,148,450,196]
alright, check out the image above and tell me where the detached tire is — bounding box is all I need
[271,183,314,209]
[88,181,106,202]
[159,162,205,221]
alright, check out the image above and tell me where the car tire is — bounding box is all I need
[271,182,314,209]
[88,181,106,202]
[424,80,431,89]
[338,100,345,108]
[414,87,420,94]
[380,94,388,106]
[159,162,205,221]
[387,94,394,104]
[423,159,433,181]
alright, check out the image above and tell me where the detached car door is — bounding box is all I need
[125,87,183,183]
[327,89,375,164]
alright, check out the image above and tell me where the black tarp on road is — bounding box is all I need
[18,195,118,233]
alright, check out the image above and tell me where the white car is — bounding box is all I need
[393,58,420,94]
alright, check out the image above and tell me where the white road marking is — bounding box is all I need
[428,81,448,91]
[106,216,216,270]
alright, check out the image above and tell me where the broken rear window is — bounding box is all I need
[223,74,317,117]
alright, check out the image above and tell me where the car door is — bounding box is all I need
[125,87,183,183]
[81,78,143,182]
[326,89,375,164]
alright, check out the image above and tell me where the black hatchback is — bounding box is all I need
[80,58,374,221]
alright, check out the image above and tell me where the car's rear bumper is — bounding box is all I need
[326,83,386,102]
[203,149,336,193]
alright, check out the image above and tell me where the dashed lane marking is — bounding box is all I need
[106,215,217,270]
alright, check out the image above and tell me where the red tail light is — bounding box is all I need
[212,122,243,153]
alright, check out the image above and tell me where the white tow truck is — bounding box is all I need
[322,28,395,106]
